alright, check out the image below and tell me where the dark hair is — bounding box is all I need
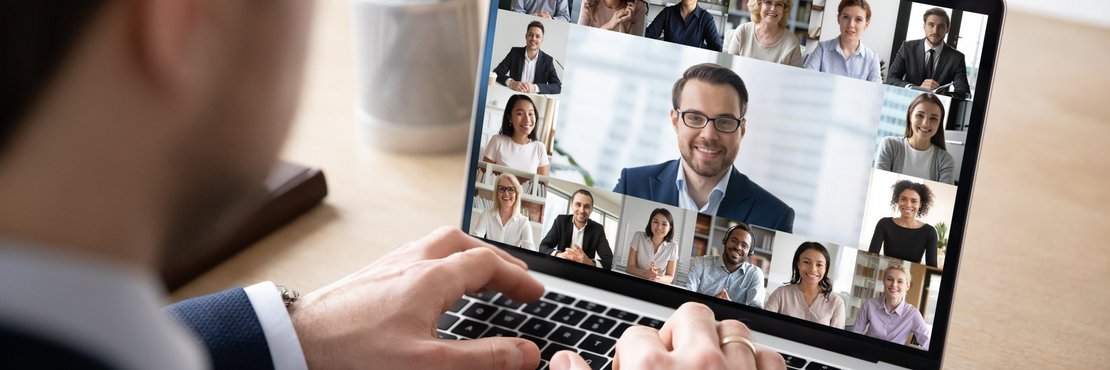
[644,208,675,243]
[722,222,751,246]
[671,63,749,117]
[1,2,107,153]
[570,189,594,204]
[788,242,833,297]
[837,0,872,21]
[499,94,539,141]
[527,20,545,34]
[923,7,950,28]
[890,180,934,217]
[904,93,947,150]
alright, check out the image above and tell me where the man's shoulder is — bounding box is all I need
[623,160,678,179]
[730,172,789,210]
[942,43,966,59]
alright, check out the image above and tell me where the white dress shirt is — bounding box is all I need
[676,161,733,215]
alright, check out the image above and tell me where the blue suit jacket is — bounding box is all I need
[614,160,795,233]
[492,47,562,94]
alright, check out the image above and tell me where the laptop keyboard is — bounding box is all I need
[439,290,665,370]
[439,289,840,370]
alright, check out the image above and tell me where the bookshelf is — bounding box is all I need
[471,163,548,240]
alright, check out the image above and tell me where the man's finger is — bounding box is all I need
[659,302,719,352]
[549,350,591,370]
[437,337,540,370]
[398,226,528,270]
[717,320,758,370]
[431,247,544,307]
[615,326,669,370]
[755,344,788,370]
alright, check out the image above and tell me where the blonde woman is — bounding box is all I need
[725,0,803,67]
[851,265,931,349]
[472,173,536,251]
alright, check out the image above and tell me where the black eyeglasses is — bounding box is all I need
[677,111,744,133]
[496,186,517,194]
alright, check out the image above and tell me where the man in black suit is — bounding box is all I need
[539,189,615,270]
[492,20,563,94]
[886,7,972,100]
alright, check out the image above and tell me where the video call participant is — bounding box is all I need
[765,242,845,329]
[512,0,571,22]
[851,265,931,349]
[613,63,795,233]
[482,94,551,175]
[578,0,648,36]
[868,180,939,267]
[625,208,680,284]
[724,0,803,68]
[686,223,766,308]
[493,21,563,94]
[0,2,787,370]
[471,173,537,251]
[875,93,956,184]
[539,189,615,270]
[803,0,881,82]
[644,0,723,51]
[886,7,971,100]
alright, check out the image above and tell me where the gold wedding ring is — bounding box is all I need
[720,335,757,356]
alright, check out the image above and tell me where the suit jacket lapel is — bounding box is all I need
[719,167,755,220]
[652,160,681,207]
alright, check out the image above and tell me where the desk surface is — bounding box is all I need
[172,3,1110,369]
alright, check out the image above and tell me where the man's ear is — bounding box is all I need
[131,0,204,96]
[739,117,747,137]
[670,109,680,132]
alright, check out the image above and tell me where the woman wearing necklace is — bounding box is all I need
[482,94,551,175]
[851,265,931,349]
[725,0,803,67]
[766,242,845,329]
[803,0,881,82]
[625,208,679,284]
[578,0,647,36]
[875,93,957,184]
[471,173,536,251]
[868,180,939,267]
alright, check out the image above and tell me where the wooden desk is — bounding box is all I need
[172,2,1110,368]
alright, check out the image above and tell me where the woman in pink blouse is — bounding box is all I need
[578,0,647,36]
[766,242,845,328]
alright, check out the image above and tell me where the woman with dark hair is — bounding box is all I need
[481,94,550,175]
[765,242,845,328]
[578,0,647,36]
[875,93,957,184]
[625,208,679,284]
[869,180,939,267]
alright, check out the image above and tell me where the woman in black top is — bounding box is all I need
[868,180,938,267]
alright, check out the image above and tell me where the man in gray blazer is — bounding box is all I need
[886,8,972,100]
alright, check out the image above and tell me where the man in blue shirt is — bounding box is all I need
[645,0,723,51]
[686,223,766,308]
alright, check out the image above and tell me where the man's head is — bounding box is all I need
[721,223,753,267]
[525,21,545,53]
[923,8,950,47]
[0,1,313,265]
[670,63,748,181]
[569,189,594,226]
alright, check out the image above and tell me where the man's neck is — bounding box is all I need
[526,48,540,60]
[573,218,587,230]
[680,1,697,17]
[925,38,942,49]
[681,161,728,209]
[722,259,742,273]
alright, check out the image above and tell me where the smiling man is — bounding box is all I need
[538,189,614,270]
[686,223,766,308]
[492,20,562,94]
[886,7,971,100]
[614,63,794,233]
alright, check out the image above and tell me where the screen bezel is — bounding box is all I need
[460,1,1007,368]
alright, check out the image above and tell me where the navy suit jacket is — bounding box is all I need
[614,160,795,233]
[886,39,971,100]
[539,214,614,270]
[492,47,562,94]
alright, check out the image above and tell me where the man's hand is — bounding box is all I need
[921,79,940,90]
[556,245,593,266]
[550,303,787,370]
[715,289,732,301]
[289,227,545,370]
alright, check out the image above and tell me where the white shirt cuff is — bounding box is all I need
[243,281,308,370]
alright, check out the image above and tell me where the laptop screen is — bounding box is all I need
[463,0,1003,367]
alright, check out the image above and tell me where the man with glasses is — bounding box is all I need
[686,223,766,308]
[614,63,794,233]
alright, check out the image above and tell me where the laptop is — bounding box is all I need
[450,0,1006,369]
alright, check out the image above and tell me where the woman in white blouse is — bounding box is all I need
[625,208,679,284]
[724,0,803,67]
[875,93,957,184]
[471,173,536,251]
[482,94,550,175]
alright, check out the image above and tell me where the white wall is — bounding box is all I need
[612,197,696,279]
[818,0,900,69]
[766,232,849,295]
[856,170,957,266]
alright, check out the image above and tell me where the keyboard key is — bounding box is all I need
[579,315,616,335]
[579,334,615,355]
[805,361,840,370]
[462,302,499,321]
[579,351,608,370]
[610,322,633,338]
[436,330,457,340]
[602,361,612,370]
[522,334,548,350]
[550,326,586,346]
[490,310,527,329]
[551,307,588,326]
[637,317,665,329]
[493,294,525,309]
[522,300,558,318]
[482,326,518,338]
[448,298,470,313]
[604,308,639,323]
[536,360,547,370]
[466,290,498,301]
[521,318,557,337]
[574,300,607,313]
[540,343,574,361]
[544,291,576,304]
[450,319,489,339]
[781,353,807,368]
[438,313,460,330]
